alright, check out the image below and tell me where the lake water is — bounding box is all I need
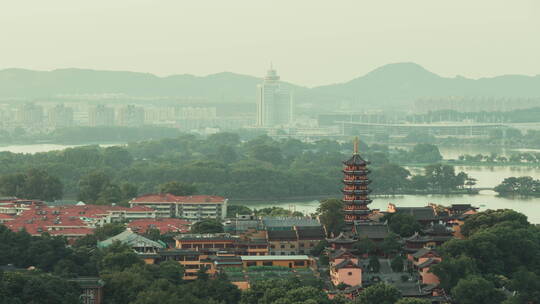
[2,143,540,223]
[0,143,122,154]
[234,165,540,224]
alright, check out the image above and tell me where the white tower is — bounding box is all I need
[256,65,292,127]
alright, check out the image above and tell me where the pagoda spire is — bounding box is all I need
[353,136,359,155]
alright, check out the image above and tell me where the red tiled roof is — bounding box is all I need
[131,194,226,204]
[3,204,154,236]
[127,218,191,234]
[0,214,14,219]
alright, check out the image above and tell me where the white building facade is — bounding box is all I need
[256,67,293,127]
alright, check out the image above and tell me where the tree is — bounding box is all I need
[451,275,505,304]
[0,271,81,304]
[391,255,404,272]
[409,143,442,163]
[353,238,376,256]
[388,213,422,237]
[368,256,380,273]
[78,170,112,203]
[99,242,144,272]
[380,233,402,255]
[317,199,344,237]
[310,240,329,257]
[355,283,401,304]
[0,169,63,201]
[431,254,478,291]
[460,209,529,237]
[227,205,252,216]
[158,181,197,196]
[190,219,224,234]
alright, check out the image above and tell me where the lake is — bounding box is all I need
[234,165,540,224]
[0,143,122,154]
[3,143,540,223]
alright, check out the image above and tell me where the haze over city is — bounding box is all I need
[1,0,539,86]
[1,1,540,304]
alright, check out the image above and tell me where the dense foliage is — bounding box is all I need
[0,134,471,201]
[432,209,540,304]
[494,176,540,197]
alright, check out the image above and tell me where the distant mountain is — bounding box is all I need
[1,63,539,110]
[310,62,540,109]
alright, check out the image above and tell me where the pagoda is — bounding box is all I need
[342,137,372,226]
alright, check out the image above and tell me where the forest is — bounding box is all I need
[0,133,474,201]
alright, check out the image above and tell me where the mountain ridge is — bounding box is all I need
[1,63,539,109]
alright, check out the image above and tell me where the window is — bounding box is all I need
[294,261,305,266]
[280,245,285,249]
[300,243,305,248]
[246,262,256,267]
[290,245,295,249]
[263,261,273,266]
[348,272,352,276]
[270,245,275,249]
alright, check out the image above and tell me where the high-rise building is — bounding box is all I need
[256,66,293,127]
[117,105,145,127]
[48,104,74,129]
[15,103,44,129]
[88,105,115,127]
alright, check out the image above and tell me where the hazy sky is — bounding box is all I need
[1,0,539,86]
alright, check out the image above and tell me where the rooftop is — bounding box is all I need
[131,194,226,204]
[241,255,309,261]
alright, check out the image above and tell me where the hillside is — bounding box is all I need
[1,63,539,110]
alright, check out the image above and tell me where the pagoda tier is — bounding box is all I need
[342,138,372,225]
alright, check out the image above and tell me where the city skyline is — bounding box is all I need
[1,0,539,86]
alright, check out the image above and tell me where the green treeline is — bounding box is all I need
[0,134,472,201]
[494,176,540,197]
[432,209,540,304]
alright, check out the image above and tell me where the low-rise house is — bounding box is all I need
[262,216,321,231]
[240,255,312,268]
[267,230,298,255]
[296,226,325,254]
[407,248,442,285]
[329,249,362,287]
[175,233,268,256]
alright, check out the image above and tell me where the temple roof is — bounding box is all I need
[327,232,355,243]
[334,258,360,270]
[354,221,389,239]
[343,154,368,166]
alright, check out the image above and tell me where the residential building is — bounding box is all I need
[174,233,268,256]
[15,103,44,130]
[117,105,145,127]
[47,104,74,129]
[256,66,293,127]
[267,230,298,255]
[129,194,227,220]
[88,105,115,126]
[296,226,325,254]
